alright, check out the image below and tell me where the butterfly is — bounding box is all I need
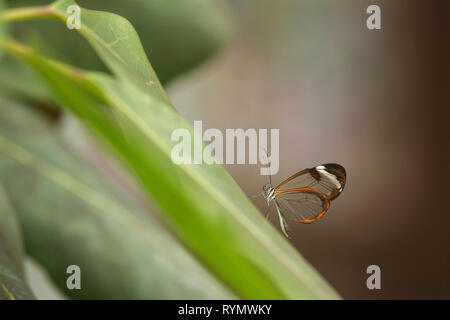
[261,163,346,238]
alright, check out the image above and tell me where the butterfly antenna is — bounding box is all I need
[263,148,272,185]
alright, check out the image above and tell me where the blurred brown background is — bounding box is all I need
[167,0,450,299]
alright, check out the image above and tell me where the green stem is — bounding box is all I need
[2,39,31,57]
[0,6,54,22]
[4,39,86,81]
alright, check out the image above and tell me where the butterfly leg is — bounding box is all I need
[264,204,271,218]
[248,191,264,199]
[275,201,290,238]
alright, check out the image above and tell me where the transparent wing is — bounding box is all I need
[275,163,346,201]
[275,188,330,223]
[263,201,291,237]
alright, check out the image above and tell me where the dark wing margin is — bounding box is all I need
[275,188,330,224]
[275,163,346,201]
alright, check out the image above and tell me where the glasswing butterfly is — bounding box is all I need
[261,163,346,238]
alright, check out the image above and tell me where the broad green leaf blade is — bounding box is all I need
[6,1,340,298]
[0,96,234,299]
[0,183,35,300]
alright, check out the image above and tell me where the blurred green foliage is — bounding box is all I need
[1,0,233,101]
[0,0,340,300]
[0,97,234,299]
[0,182,35,300]
[0,1,3,59]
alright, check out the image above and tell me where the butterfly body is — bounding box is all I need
[262,183,276,204]
[262,163,346,238]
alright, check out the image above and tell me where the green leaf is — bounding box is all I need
[0,0,32,301]
[5,0,340,299]
[0,55,51,101]
[0,96,234,299]
[0,182,35,300]
[76,0,233,83]
[0,0,232,102]
[0,0,5,60]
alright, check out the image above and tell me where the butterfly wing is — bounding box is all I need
[275,163,346,201]
[275,188,330,223]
